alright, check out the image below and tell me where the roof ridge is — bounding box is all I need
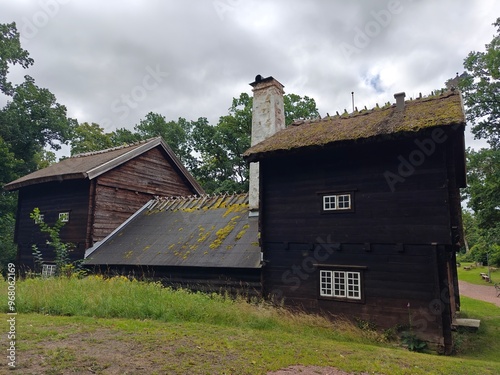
[289,89,459,126]
[71,137,158,158]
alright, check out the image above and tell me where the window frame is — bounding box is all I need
[320,192,354,213]
[318,266,365,303]
[41,264,56,278]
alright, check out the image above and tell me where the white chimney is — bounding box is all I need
[248,75,285,216]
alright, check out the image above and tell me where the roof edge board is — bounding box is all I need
[84,199,153,259]
[86,137,162,180]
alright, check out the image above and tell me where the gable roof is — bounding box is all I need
[84,193,261,269]
[4,137,204,194]
[244,90,465,162]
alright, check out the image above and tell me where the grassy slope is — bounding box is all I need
[458,262,498,285]
[0,276,499,374]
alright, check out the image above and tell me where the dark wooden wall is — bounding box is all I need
[15,179,90,269]
[86,265,262,297]
[259,130,464,352]
[92,147,197,242]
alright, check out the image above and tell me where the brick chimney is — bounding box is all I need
[248,75,285,216]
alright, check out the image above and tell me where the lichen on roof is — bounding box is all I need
[243,91,465,161]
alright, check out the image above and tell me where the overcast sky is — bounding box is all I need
[1,0,498,155]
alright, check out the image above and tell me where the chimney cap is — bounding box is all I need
[249,75,284,88]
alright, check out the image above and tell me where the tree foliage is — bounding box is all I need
[0,22,73,271]
[459,18,500,149]
[0,22,33,96]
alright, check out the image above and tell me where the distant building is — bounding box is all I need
[4,137,204,273]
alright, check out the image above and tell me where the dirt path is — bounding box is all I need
[458,280,500,307]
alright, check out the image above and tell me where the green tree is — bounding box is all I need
[459,18,500,149]
[0,22,74,272]
[70,122,113,155]
[464,149,500,262]
[284,93,320,125]
[0,22,33,96]
[134,112,194,166]
[1,75,73,174]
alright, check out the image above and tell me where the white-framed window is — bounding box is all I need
[42,264,56,278]
[322,194,352,211]
[320,270,361,300]
[59,212,70,222]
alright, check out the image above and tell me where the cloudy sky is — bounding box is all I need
[1,0,498,155]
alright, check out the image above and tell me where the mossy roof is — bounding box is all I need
[84,193,261,269]
[243,91,465,161]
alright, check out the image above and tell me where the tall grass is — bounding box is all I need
[0,275,375,343]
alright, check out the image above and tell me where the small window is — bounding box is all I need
[59,212,70,222]
[322,193,352,212]
[34,213,44,224]
[42,264,56,278]
[320,270,361,300]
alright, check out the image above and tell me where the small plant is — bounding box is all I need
[401,303,427,352]
[29,208,76,277]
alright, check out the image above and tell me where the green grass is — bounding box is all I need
[1,276,499,374]
[457,262,498,285]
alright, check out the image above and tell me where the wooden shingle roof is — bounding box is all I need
[4,137,204,194]
[84,193,261,269]
[244,91,465,161]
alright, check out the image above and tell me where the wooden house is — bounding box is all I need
[84,193,261,295]
[243,76,466,353]
[4,137,204,273]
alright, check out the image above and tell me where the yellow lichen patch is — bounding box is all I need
[168,244,176,250]
[235,224,250,241]
[124,250,133,259]
[143,245,151,251]
[222,203,247,218]
[209,217,239,250]
[226,245,233,250]
[178,227,183,231]
[198,232,212,243]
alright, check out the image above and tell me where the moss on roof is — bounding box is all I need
[243,91,465,161]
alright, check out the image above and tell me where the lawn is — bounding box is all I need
[0,276,499,374]
[457,262,498,285]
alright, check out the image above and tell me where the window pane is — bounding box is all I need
[333,271,346,297]
[323,196,336,210]
[320,270,333,296]
[337,195,351,209]
[346,272,361,299]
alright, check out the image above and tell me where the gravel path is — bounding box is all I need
[458,280,500,307]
